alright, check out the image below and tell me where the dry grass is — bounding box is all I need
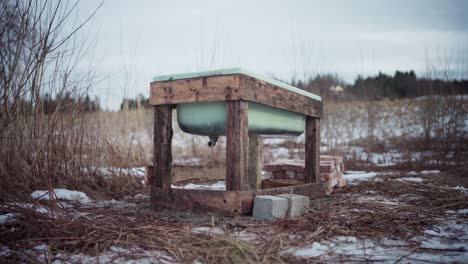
[1,174,467,263]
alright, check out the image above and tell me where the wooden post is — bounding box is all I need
[153,105,173,189]
[305,117,320,183]
[225,100,249,191]
[248,134,263,189]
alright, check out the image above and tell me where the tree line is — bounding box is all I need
[120,70,468,109]
[292,71,468,101]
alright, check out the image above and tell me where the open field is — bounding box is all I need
[77,95,467,171]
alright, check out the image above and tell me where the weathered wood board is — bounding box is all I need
[150,183,324,215]
[151,74,323,118]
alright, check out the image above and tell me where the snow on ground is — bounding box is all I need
[285,219,468,262]
[27,244,175,264]
[396,177,425,183]
[31,189,90,204]
[191,226,224,235]
[0,246,11,257]
[419,170,441,175]
[447,209,468,215]
[0,213,15,224]
[343,171,378,185]
[453,185,468,192]
[172,181,226,191]
[87,167,146,178]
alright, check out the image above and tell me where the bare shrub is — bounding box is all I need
[0,0,143,201]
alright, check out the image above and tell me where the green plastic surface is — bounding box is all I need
[153,67,321,102]
[177,102,305,136]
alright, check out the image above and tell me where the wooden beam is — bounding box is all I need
[153,105,173,190]
[151,188,242,215]
[150,75,242,105]
[146,165,225,185]
[304,117,320,183]
[151,183,324,215]
[150,74,323,118]
[240,74,323,118]
[248,134,263,189]
[225,100,249,191]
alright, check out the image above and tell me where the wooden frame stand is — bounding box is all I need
[150,73,324,215]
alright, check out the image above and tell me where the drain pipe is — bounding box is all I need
[207,135,219,147]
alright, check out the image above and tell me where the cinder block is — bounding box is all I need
[278,194,310,217]
[253,195,288,221]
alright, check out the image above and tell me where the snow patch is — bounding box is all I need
[31,189,90,204]
[419,170,440,175]
[396,177,425,183]
[172,181,225,191]
[0,213,15,224]
[0,246,11,257]
[287,242,329,258]
[343,171,378,185]
[52,246,174,264]
[191,227,224,235]
[447,209,468,214]
[453,185,468,192]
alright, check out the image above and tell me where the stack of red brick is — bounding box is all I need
[263,155,346,193]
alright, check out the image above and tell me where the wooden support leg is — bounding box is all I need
[305,117,320,183]
[226,100,249,191]
[248,134,263,189]
[153,105,173,190]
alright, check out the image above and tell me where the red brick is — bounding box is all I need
[263,164,285,172]
[272,171,286,179]
[296,172,305,180]
[320,171,337,181]
[282,162,305,173]
[320,161,335,173]
[286,171,296,179]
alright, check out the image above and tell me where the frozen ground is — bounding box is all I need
[1,170,467,263]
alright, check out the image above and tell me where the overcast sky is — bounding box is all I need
[76,0,468,110]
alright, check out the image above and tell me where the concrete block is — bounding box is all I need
[253,195,288,221]
[278,194,310,217]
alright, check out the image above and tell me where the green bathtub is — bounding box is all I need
[177,101,305,136]
[153,68,321,139]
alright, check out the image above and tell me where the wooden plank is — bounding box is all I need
[304,117,320,183]
[150,75,242,105]
[150,183,324,215]
[225,100,249,191]
[152,105,173,190]
[146,165,225,185]
[240,74,323,118]
[261,179,304,189]
[248,134,263,189]
[151,188,241,215]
